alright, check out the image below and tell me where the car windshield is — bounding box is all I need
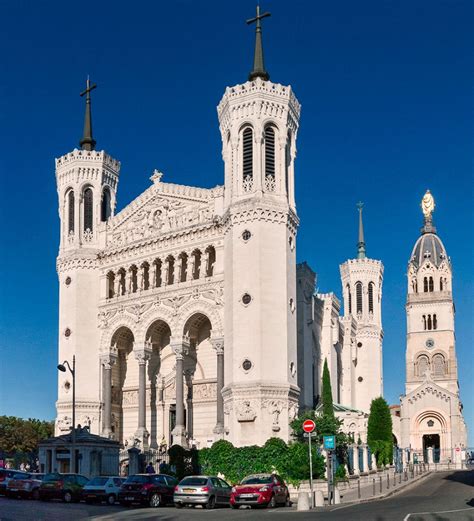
[12,473,30,480]
[179,477,208,486]
[42,473,61,482]
[241,475,273,485]
[87,477,108,486]
[125,475,150,484]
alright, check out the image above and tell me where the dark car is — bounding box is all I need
[174,475,232,509]
[38,472,89,503]
[6,473,44,500]
[230,473,290,509]
[118,474,177,508]
[0,470,29,495]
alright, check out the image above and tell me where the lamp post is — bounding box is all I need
[57,356,76,473]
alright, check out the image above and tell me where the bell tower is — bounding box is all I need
[55,79,120,436]
[218,6,301,445]
[340,203,384,413]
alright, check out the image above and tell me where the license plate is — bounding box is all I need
[125,496,134,501]
[240,494,254,498]
[183,488,195,493]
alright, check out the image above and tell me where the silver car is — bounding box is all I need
[174,475,232,509]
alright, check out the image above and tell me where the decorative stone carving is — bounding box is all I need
[57,415,72,432]
[236,401,257,422]
[193,383,217,400]
[122,390,139,406]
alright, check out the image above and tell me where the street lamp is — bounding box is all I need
[57,355,76,473]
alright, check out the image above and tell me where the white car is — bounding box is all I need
[81,476,125,505]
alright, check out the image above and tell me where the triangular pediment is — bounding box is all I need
[405,378,455,405]
[106,181,222,248]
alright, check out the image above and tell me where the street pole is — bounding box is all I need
[308,432,314,508]
[72,355,76,474]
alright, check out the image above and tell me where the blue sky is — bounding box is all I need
[0,0,472,444]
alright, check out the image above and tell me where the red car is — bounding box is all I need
[6,473,44,500]
[230,473,290,509]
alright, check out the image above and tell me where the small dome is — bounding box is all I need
[410,233,448,268]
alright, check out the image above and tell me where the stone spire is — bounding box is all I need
[356,201,366,259]
[246,5,271,81]
[79,77,97,151]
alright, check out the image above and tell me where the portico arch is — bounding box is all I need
[412,409,449,462]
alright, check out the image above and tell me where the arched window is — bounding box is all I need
[107,271,115,299]
[432,354,445,377]
[368,282,374,313]
[347,284,352,314]
[153,259,162,288]
[129,265,138,293]
[264,126,276,191]
[67,191,75,233]
[417,355,429,377]
[433,314,437,330]
[285,131,291,197]
[356,282,363,314]
[242,127,253,188]
[101,187,111,222]
[167,256,175,285]
[427,315,432,330]
[118,268,126,296]
[206,246,216,277]
[142,262,150,290]
[422,315,427,330]
[429,276,434,292]
[83,188,93,232]
[423,277,428,293]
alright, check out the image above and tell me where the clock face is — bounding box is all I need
[425,338,435,349]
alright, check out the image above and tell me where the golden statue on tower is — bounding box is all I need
[421,190,435,219]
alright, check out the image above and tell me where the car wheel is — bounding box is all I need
[31,489,40,501]
[149,493,162,508]
[107,494,116,506]
[205,495,216,509]
[231,504,239,509]
[175,502,183,509]
[285,494,291,507]
[267,494,277,508]
[63,491,73,503]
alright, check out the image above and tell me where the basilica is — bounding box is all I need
[54,9,466,461]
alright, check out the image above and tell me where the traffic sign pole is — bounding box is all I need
[308,432,314,508]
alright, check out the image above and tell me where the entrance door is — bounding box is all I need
[423,434,440,462]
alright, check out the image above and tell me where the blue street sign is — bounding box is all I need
[323,435,336,450]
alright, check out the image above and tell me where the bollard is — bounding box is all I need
[404,470,408,481]
[297,491,310,511]
[315,490,325,507]
[358,479,361,499]
[387,473,389,489]
[372,478,376,496]
[399,471,402,484]
[334,487,341,505]
[379,475,382,493]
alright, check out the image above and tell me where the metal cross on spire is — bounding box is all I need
[246,5,271,81]
[79,76,97,151]
[356,201,366,259]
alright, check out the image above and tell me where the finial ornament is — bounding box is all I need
[246,5,271,81]
[79,76,97,151]
[420,190,437,234]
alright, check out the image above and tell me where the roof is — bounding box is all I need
[410,232,448,268]
[315,402,365,414]
[39,427,120,447]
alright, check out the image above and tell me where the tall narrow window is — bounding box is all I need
[423,277,428,292]
[264,126,275,191]
[83,188,93,232]
[101,187,111,222]
[285,135,291,197]
[242,127,253,189]
[422,315,427,330]
[368,282,374,313]
[67,191,75,233]
[433,314,437,330]
[432,354,445,377]
[356,282,363,314]
[107,272,115,299]
[440,278,443,291]
[347,284,352,314]
[427,315,432,330]
[429,276,434,292]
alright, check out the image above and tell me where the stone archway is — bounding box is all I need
[413,410,448,462]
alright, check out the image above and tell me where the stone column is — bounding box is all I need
[352,445,360,475]
[189,252,196,280]
[362,444,369,472]
[212,338,225,437]
[171,340,188,446]
[134,345,152,449]
[163,259,169,287]
[176,256,183,283]
[100,348,118,438]
[138,266,144,291]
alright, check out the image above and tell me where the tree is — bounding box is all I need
[321,358,334,419]
[0,416,54,455]
[367,397,393,467]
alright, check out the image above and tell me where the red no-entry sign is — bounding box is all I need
[302,419,316,433]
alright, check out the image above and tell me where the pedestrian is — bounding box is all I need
[145,462,155,474]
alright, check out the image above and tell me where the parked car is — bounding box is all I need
[118,474,177,508]
[230,473,290,509]
[38,473,89,503]
[82,476,125,505]
[6,473,44,500]
[174,475,232,509]
[0,470,29,495]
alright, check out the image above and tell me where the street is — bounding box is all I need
[0,471,472,521]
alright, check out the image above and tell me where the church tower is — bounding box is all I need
[55,79,120,436]
[340,203,384,413]
[218,7,301,445]
[399,191,466,462]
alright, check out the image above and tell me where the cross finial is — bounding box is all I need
[246,5,271,81]
[356,202,366,259]
[79,77,97,151]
